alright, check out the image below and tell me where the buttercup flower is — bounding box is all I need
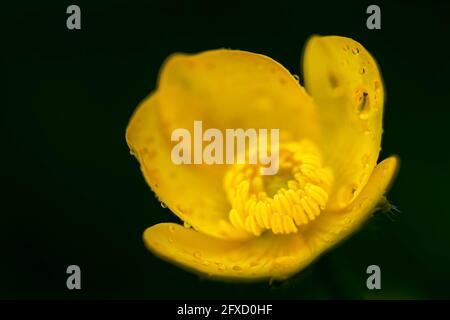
[126,35,398,281]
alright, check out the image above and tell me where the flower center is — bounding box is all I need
[223,140,334,236]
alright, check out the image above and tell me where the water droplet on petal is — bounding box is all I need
[233,265,242,271]
[184,221,192,229]
[216,263,226,271]
[169,225,175,233]
[293,74,300,82]
[352,47,360,55]
[361,153,370,168]
[354,88,371,120]
[250,261,259,267]
[160,202,167,208]
[358,92,370,119]
[337,184,358,206]
[374,80,381,90]
[193,251,202,259]
[345,217,355,225]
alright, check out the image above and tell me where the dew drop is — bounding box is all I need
[361,153,370,168]
[374,80,381,90]
[293,74,300,82]
[337,184,358,206]
[250,261,259,267]
[160,202,167,208]
[193,251,202,259]
[355,91,371,120]
[169,225,175,233]
[345,217,355,225]
[129,149,135,156]
[352,47,360,55]
[184,221,192,229]
[233,265,242,271]
[216,263,226,271]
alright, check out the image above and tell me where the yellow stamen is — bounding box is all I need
[224,140,334,235]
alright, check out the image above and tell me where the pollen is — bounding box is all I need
[224,140,334,236]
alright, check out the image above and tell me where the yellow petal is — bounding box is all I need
[127,49,322,240]
[304,156,399,255]
[143,223,312,281]
[157,49,319,143]
[143,156,398,280]
[303,35,385,210]
[126,94,250,240]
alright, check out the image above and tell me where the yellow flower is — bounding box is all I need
[126,35,399,281]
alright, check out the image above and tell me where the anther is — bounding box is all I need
[224,140,333,235]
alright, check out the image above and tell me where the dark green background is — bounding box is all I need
[2,0,450,299]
